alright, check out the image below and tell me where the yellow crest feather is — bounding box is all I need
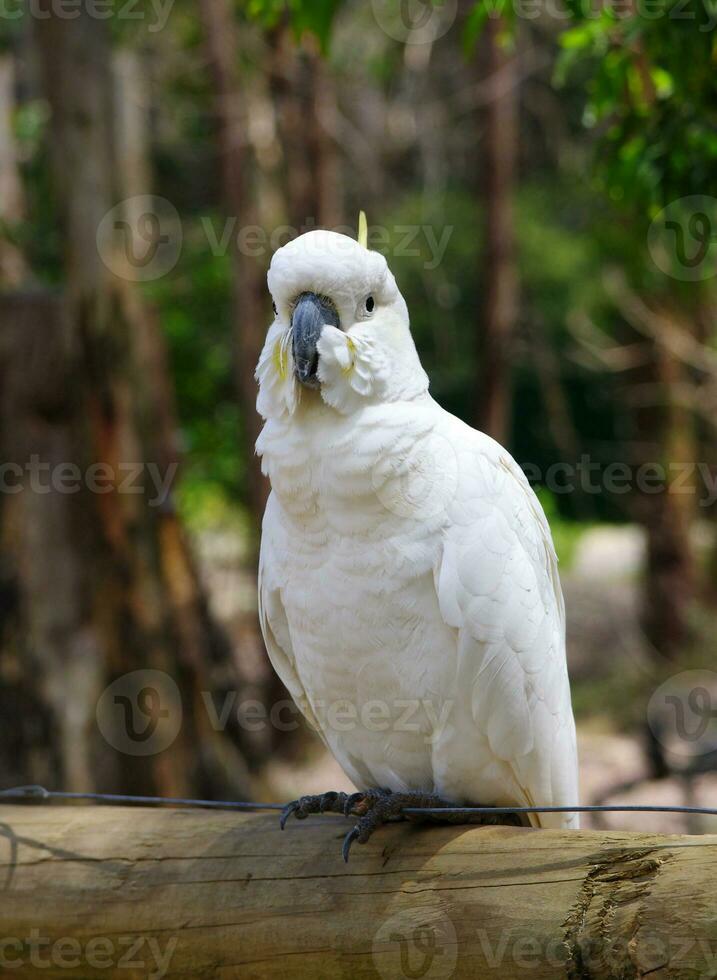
[357,210,368,249]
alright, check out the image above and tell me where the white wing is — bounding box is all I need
[435,428,579,828]
[258,492,325,743]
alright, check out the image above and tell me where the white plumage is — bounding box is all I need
[256,229,579,830]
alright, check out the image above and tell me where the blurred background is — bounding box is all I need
[0,0,716,833]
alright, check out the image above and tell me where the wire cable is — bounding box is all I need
[1,786,716,818]
[0,786,283,811]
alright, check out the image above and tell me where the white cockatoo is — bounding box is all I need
[256,224,579,859]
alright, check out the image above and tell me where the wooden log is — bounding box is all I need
[0,805,716,978]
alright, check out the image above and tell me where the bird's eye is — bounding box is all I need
[365,296,375,314]
[272,300,277,316]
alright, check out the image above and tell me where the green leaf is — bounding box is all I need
[462,0,509,55]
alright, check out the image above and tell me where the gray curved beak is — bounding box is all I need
[291,292,340,388]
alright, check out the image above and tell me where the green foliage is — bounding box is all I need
[0,9,23,52]
[534,489,589,568]
[468,0,717,308]
[245,0,344,49]
[11,101,63,285]
[381,190,484,423]
[464,0,717,219]
[145,216,244,520]
[463,0,514,54]
[556,0,717,214]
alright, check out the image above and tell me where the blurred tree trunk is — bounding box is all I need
[200,0,269,541]
[311,51,343,229]
[477,19,518,444]
[707,535,717,606]
[0,5,253,798]
[270,29,342,230]
[631,315,697,662]
[271,28,313,229]
[695,304,717,608]
[630,317,697,779]
[200,0,297,761]
[644,340,696,659]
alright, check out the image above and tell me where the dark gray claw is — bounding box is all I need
[342,826,360,863]
[279,801,300,830]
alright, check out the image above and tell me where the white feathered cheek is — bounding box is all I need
[255,322,298,420]
[316,325,390,413]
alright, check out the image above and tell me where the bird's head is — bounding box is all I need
[256,227,428,418]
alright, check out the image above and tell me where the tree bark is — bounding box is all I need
[200,0,269,537]
[631,319,697,662]
[1,804,717,978]
[310,50,343,230]
[477,19,519,444]
[270,30,343,231]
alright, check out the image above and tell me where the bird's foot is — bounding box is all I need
[279,790,351,830]
[280,787,524,861]
[341,788,457,862]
